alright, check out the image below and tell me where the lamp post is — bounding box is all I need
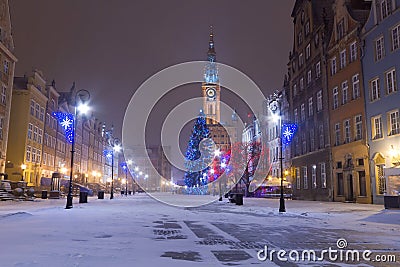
[121,162,128,196]
[269,93,286,213]
[65,89,90,209]
[109,138,121,200]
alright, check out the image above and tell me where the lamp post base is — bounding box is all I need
[66,196,73,209]
[110,192,114,200]
[279,197,286,212]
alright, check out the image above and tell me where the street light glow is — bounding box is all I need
[77,102,90,114]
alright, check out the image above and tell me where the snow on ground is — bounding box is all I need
[0,193,399,267]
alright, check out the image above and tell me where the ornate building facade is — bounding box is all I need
[288,0,335,201]
[327,0,371,203]
[0,0,17,176]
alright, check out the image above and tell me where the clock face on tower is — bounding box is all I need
[206,88,216,99]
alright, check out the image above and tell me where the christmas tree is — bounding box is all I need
[184,111,213,190]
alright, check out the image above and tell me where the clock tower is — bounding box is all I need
[202,27,220,125]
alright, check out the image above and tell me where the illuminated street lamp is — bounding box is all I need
[269,93,285,212]
[56,89,90,210]
[107,138,121,200]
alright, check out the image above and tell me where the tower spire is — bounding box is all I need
[204,26,218,83]
[207,25,216,62]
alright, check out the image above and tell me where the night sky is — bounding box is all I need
[10,0,295,143]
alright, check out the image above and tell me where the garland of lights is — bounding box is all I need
[53,112,75,143]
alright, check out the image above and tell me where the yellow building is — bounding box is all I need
[7,70,47,185]
[0,0,17,176]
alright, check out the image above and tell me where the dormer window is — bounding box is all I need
[337,19,345,40]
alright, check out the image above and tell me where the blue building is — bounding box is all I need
[362,0,400,204]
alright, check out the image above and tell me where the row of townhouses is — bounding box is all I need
[259,0,400,204]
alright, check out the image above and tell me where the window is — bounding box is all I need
[333,87,339,109]
[342,81,348,104]
[321,162,327,188]
[337,173,344,195]
[392,24,400,51]
[30,100,35,116]
[370,78,380,101]
[303,166,308,189]
[28,124,33,140]
[344,119,351,143]
[301,103,305,121]
[352,74,360,99]
[293,84,297,96]
[308,97,313,116]
[296,168,301,189]
[331,57,337,76]
[316,61,321,78]
[355,115,363,140]
[372,116,383,139]
[335,123,341,146]
[317,90,322,111]
[312,165,317,188]
[310,128,315,151]
[386,68,397,94]
[3,60,9,74]
[46,113,51,126]
[43,153,47,166]
[388,110,400,135]
[26,146,31,162]
[1,85,6,105]
[294,108,299,124]
[40,107,45,121]
[350,41,357,62]
[299,53,304,67]
[307,70,312,85]
[358,158,364,166]
[35,103,40,118]
[36,149,41,163]
[298,31,303,45]
[375,36,385,61]
[381,0,393,20]
[33,126,38,142]
[38,129,43,144]
[300,77,304,90]
[319,124,324,148]
[302,133,307,154]
[306,43,311,59]
[337,19,344,40]
[32,148,36,163]
[340,49,346,69]
[305,20,310,36]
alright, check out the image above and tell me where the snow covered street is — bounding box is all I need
[0,194,399,267]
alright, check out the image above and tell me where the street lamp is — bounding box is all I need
[108,138,121,199]
[269,93,285,213]
[65,89,90,209]
[21,164,27,181]
[121,162,129,196]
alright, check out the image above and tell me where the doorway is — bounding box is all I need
[346,174,354,202]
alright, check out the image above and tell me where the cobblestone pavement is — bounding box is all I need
[0,194,399,266]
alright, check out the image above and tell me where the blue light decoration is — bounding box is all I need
[282,123,298,145]
[53,112,75,143]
